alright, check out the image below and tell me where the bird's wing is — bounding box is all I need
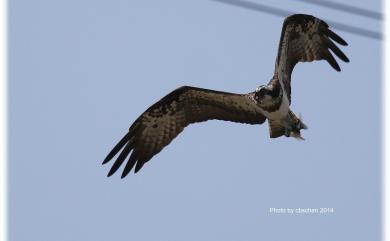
[274,14,349,102]
[103,86,266,178]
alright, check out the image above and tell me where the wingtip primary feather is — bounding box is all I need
[134,161,145,173]
[325,51,341,71]
[324,28,348,46]
[120,151,139,178]
[102,153,114,165]
[325,38,349,63]
[106,141,133,177]
[107,170,115,177]
[120,159,144,178]
[102,132,132,165]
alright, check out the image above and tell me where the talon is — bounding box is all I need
[300,122,308,130]
[284,129,291,137]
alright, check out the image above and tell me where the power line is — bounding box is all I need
[325,20,381,40]
[213,0,292,17]
[294,0,382,20]
[211,0,382,40]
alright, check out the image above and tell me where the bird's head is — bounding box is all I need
[254,85,277,104]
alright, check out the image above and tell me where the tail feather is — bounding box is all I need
[268,120,285,138]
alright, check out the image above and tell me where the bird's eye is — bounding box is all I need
[255,88,266,100]
[259,88,266,96]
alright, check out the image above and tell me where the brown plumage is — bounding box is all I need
[102,14,349,177]
[274,14,349,103]
[103,86,266,178]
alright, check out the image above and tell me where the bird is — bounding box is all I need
[102,14,349,178]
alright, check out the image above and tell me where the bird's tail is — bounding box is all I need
[268,119,285,138]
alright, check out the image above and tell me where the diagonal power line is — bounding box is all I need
[211,0,382,40]
[213,0,292,17]
[294,0,382,20]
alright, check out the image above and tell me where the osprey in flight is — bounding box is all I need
[102,14,349,178]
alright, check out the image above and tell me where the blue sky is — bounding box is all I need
[9,1,382,241]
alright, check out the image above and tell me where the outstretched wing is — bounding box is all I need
[274,14,349,102]
[102,86,266,178]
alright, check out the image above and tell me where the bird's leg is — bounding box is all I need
[284,126,292,137]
